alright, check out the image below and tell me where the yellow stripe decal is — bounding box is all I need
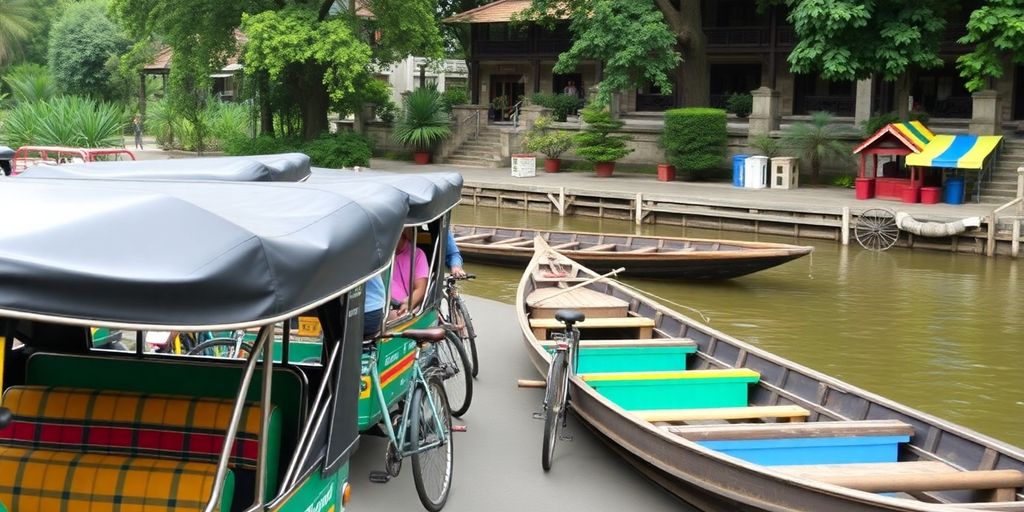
[581,368,759,382]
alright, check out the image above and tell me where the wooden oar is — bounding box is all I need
[531,266,626,305]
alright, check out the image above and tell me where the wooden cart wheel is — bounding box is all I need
[854,208,899,251]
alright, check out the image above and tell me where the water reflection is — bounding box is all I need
[455,206,1024,446]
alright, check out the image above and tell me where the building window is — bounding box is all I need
[485,23,528,41]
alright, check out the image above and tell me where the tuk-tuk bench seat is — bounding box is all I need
[0,386,280,502]
[0,445,234,512]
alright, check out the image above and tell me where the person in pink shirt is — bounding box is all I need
[391,227,429,315]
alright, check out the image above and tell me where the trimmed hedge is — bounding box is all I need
[573,106,633,163]
[223,131,373,168]
[661,108,727,171]
[532,93,582,122]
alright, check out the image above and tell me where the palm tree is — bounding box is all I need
[782,111,857,185]
[0,0,35,65]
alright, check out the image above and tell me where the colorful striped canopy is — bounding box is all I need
[905,134,1003,170]
[852,121,934,154]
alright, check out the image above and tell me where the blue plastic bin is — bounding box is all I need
[944,176,965,205]
[732,154,749,188]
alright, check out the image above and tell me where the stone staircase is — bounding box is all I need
[443,127,504,168]
[980,139,1024,204]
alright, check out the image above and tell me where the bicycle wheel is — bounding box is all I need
[434,332,473,417]
[410,374,453,512]
[454,298,479,378]
[187,338,254,358]
[542,350,568,471]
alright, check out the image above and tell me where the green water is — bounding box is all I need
[453,206,1024,447]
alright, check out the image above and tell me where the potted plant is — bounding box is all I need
[490,95,508,121]
[656,163,676,181]
[523,116,573,172]
[393,86,451,165]
[573,106,632,177]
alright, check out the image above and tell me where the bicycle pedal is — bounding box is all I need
[368,471,392,483]
[452,425,467,432]
[531,412,545,420]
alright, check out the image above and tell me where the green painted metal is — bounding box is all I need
[588,373,759,410]
[571,346,695,373]
[272,464,349,512]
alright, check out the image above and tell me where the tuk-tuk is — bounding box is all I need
[0,176,411,512]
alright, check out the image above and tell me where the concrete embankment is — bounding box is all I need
[347,296,692,512]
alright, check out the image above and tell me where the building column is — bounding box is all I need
[970,90,1001,135]
[854,77,874,127]
[139,73,147,118]
[532,59,540,94]
[748,86,780,140]
[470,60,480,105]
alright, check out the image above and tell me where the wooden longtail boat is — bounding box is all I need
[517,237,1024,511]
[454,224,813,279]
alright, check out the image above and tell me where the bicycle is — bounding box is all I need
[365,327,455,511]
[429,328,473,417]
[540,309,585,471]
[439,273,479,377]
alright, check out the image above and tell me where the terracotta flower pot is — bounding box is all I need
[413,151,432,165]
[544,158,562,173]
[657,163,676,182]
[594,161,615,177]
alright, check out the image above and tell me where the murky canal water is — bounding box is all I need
[453,206,1024,447]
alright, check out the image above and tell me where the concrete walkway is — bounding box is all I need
[347,296,692,512]
[368,158,1003,222]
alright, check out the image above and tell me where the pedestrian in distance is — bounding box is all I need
[132,114,144,150]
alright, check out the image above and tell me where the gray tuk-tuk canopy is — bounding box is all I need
[308,168,463,224]
[18,153,311,182]
[0,178,408,329]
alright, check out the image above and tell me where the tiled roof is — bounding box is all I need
[143,30,247,73]
[445,0,565,23]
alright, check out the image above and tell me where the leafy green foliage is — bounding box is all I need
[206,101,253,146]
[832,174,855,188]
[1,96,126,147]
[144,98,176,147]
[531,93,581,122]
[522,0,679,106]
[2,63,57,103]
[376,100,397,123]
[781,111,857,184]
[48,0,130,101]
[0,0,34,65]
[223,132,373,168]
[393,86,452,151]
[363,0,445,64]
[725,93,752,118]
[572,106,632,163]
[861,112,900,137]
[750,135,782,158]
[222,134,297,157]
[441,86,470,113]
[661,108,727,171]
[957,0,1024,92]
[523,116,573,159]
[785,0,948,82]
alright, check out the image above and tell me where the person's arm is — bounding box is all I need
[445,231,466,276]
[408,276,428,311]
[407,247,431,311]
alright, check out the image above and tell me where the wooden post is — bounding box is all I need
[635,193,643,225]
[986,215,996,257]
[841,207,851,245]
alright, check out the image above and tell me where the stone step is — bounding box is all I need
[451,150,500,159]
[459,141,501,149]
[444,157,503,168]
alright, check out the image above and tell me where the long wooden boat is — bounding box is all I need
[517,237,1024,511]
[454,224,813,279]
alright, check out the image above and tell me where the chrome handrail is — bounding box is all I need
[460,109,481,141]
[511,100,524,129]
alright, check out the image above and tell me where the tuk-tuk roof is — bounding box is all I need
[18,153,312,182]
[307,168,463,224]
[0,178,407,329]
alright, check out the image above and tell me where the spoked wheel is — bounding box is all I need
[187,338,254,358]
[854,208,899,251]
[434,332,473,417]
[410,375,453,512]
[453,299,479,378]
[542,350,568,471]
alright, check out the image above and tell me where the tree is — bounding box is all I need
[957,0,1024,92]
[0,0,35,65]
[781,111,856,185]
[783,0,949,82]
[522,0,680,107]
[48,0,130,101]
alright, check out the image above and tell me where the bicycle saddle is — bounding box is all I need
[393,327,448,343]
[555,309,586,326]
[0,407,10,429]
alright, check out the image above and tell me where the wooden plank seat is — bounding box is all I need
[662,419,914,442]
[582,369,760,410]
[580,243,619,252]
[775,461,1024,501]
[0,385,281,509]
[529,316,656,339]
[539,338,696,349]
[0,445,233,512]
[491,237,528,245]
[626,246,659,253]
[454,233,490,243]
[501,239,535,247]
[634,405,810,423]
[550,241,581,250]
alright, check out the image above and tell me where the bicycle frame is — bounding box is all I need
[365,342,448,457]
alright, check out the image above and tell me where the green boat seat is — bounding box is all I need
[0,386,280,505]
[582,368,760,410]
[0,445,234,512]
[634,404,810,423]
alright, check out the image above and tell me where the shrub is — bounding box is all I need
[523,116,573,159]
[144,99,177,148]
[532,93,582,122]
[441,86,470,113]
[750,135,781,158]
[0,96,125,147]
[725,92,753,118]
[661,108,727,172]
[832,174,855,188]
[206,101,253,146]
[393,86,451,151]
[572,106,632,163]
[376,100,397,123]
[2,64,58,104]
[782,111,857,184]
[302,132,373,168]
[48,0,129,101]
[861,112,899,137]
[222,134,298,156]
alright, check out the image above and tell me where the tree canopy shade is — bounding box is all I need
[783,0,948,82]
[521,0,680,106]
[48,0,130,101]
[956,0,1024,92]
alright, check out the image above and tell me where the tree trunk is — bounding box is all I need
[655,0,710,107]
[299,63,330,140]
[257,72,274,136]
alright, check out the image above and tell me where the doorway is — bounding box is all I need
[489,75,525,121]
[553,73,583,98]
[1014,65,1024,120]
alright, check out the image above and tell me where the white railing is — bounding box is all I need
[460,109,481,141]
[986,166,1024,257]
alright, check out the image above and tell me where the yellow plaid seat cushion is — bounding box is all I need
[0,386,275,471]
[0,446,234,512]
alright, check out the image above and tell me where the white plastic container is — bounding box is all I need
[743,156,769,189]
[511,154,536,178]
